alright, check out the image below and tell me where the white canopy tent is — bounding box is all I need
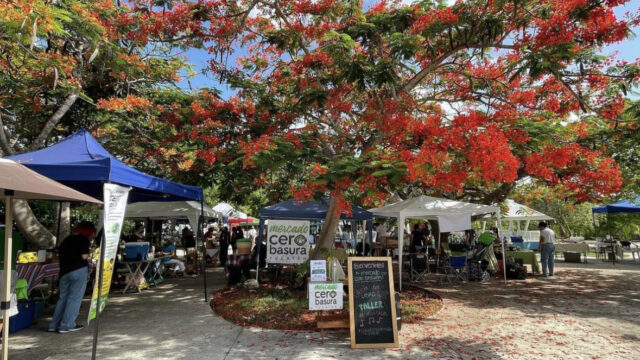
[0,159,102,359]
[369,195,503,290]
[124,201,219,229]
[499,199,554,241]
[212,202,247,220]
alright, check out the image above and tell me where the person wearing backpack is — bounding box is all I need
[539,222,556,276]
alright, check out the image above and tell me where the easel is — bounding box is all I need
[314,279,349,342]
[316,310,349,342]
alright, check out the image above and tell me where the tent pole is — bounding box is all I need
[201,200,208,302]
[436,232,441,271]
[398,215,403,291]
[2,192,14,360]
[367,220,373,256]
[498,212,506,284]
[91,231,106,360]
[56,201,63,244]
[256,218,264,281]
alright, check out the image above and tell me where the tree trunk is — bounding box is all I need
[310,194,341,259]
[12,200,56,248]
[54,202,71,244]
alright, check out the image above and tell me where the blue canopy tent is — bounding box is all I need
[5,130,210,303]
[592,197,640,214]
[592,197,640,264]
[6,130,202,203]
[256,199,374,278]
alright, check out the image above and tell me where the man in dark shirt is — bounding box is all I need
[48,221,95,333]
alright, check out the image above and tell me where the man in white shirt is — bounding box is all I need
[539,222,556,276]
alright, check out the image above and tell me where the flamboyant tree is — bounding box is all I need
[125,0,637,253]
[0,0,200,245]
[64,0,640,253]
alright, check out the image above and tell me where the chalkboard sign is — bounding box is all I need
[348,257,398,349]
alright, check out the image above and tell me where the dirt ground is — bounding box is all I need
[399,261,640,359]
[8,261,640,359]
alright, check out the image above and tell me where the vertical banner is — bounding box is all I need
[88,184,130,322]
[266,220,310,264]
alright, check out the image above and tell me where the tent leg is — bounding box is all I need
[55,201,63,244]
[436,232,441,272]
[398,216,403,291]
[91,232,106,360]
[2,193,14,360]
[201,200,208,302]
[367,220,373,257]
[256,218,264,281]
[498,213,506,284]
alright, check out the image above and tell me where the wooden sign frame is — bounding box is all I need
[348,257,399,349]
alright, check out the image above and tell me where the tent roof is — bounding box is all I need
[502,199,554,221]
[369,195,499,219]
[260,199,373,221]
[592,197,640,214]
[125,201,219,220]
[212,202,248,219]
[6,130,202,202]
[0,159,101,204]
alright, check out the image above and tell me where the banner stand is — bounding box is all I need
[91,233,106,360]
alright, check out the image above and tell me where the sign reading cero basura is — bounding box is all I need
[266,220,310,264]
[309,283,343,310]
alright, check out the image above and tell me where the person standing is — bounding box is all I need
[219,226,230,266]
[230,226,243,253]
[539,221,556,276]
[247,226,258,249]
[49,221,95,333]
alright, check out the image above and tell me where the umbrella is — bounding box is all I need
[0,159,101,359]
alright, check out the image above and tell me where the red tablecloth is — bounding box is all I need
[226,254,251,267]
[17,262,60,293]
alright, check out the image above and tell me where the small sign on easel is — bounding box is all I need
[310,260,327,282]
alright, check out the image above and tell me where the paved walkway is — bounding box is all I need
[7,261,640,359]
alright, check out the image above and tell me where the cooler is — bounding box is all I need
[124,242,150,261]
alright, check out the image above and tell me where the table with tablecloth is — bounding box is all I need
[555,242,590,262]
[16,262,59,293]
[505,250,540,274]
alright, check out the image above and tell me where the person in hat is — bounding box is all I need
[538,221,556,276]
[48,221,96,333]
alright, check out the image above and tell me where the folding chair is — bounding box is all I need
[410,253,429,282]
[441,255,467,284]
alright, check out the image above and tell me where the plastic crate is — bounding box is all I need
[9,300,35,333]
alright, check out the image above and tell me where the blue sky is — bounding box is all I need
[177,2,640,99]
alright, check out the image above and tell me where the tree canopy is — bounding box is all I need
[2,0,639,249]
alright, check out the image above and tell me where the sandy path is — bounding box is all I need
[399,262,640,359]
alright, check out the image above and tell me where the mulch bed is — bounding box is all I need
[210,283,443,331]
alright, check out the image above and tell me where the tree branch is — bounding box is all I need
[0,113,16,155]
[30,93,79,150]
